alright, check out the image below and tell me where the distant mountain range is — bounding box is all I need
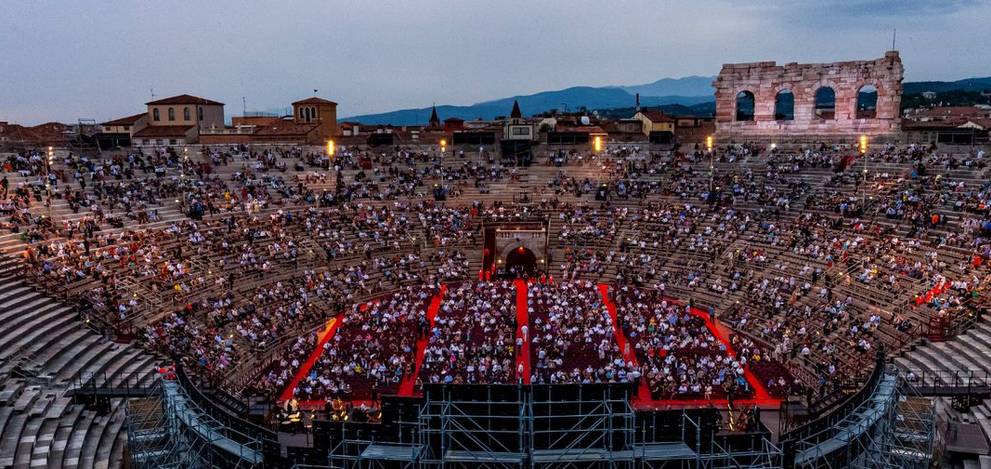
[903,77,991,94]
[342,76,991,125]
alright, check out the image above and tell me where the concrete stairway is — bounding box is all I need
[896,319,991,379]
[0,256,159,469]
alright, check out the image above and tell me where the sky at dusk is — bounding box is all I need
[2,0,990,125]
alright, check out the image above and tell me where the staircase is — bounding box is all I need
[0,255,160,469]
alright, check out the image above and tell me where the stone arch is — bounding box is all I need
[505,246,538,276]
[735,90,755,122]
[853,79,885,119]
[498,238,545,264]
[774,89,795,121]
[856,84,878,119]
[813,86,836,120]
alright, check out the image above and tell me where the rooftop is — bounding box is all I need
[146,94,224,106]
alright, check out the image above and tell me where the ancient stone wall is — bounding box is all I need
[495,229,547,263]
[713,51,903,141]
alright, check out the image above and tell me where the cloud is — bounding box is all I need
[0,0,989,124]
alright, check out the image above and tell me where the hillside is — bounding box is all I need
[343,76,991,125]
[345,86,712,125]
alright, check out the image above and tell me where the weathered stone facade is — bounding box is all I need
[714,51,903,141]
[495,228,547,263]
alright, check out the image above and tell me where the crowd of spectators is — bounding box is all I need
[420,282,517,384]
[2,140,988,414]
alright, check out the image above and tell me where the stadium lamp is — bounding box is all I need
[440,139,447,153]
[326,139,335,157]
[593,135,603,153]
[859,135,868,155]
[705,135,713,152]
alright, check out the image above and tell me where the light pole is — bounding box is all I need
[45,146,54,214]
[706,136,714,195]
[859,134,869,204]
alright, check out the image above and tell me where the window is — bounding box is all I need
[735,91,755,121]
[857,85,878,119]
[197,107,203,121]
[123,125,129,131]
[153,108,160,121]
[183,107,191,121]
[156,139,163,145]
[167,107,175,121]
[774,90,795,121]
[512,126,530,136]
[311,107,318,120]
[169,139,177,145]
[814,87,836,120]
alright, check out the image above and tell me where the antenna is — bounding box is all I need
[242,96,247,116]
[892,28,896,50]
[313,89,318,95]
[150,87,155,99]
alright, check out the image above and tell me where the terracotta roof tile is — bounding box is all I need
[145,94,223,106]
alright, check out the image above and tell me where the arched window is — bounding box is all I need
[153,108,160,121]
[814,87,835,120]
[183,107,190,121]
[735,91,755,121]
[774,90,794,121]
[197,107,203,121]
[167,107,175,121]
[857,85,878,119]
[311,107,318,120]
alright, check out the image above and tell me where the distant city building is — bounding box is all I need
[633,109,676,143]
[902,105,991,144]
[125,94,225,146]
[102,94,339,147]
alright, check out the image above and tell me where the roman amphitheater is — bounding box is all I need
[0,52,988,469]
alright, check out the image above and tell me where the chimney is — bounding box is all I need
[635,93,641,113]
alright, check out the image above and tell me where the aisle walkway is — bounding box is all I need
[278,316,341,403]
[398,285,448,396]
[597,284,780,409]
[598,284,652,400]
[514,279,531,384]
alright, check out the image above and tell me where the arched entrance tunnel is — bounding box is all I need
[504,245,537,278]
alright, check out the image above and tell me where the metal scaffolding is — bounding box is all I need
[851,371,937,469]
[788,365,937,469]
[125,384,183,469]
[328,385,783,469]
[529,385,635,469]
[127,380,265,469]
[421,385,527,469]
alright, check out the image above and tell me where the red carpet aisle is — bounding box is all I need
[514,279,532,384]
[598,284,780,409]
[398,285,448,396]
[279,316,342,403]
[687,306,777,404]
[597,284,649,399]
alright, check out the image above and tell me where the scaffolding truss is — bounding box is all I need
[789,366,937,469]
[852,371,937,469]
[329,385,782,469]
[126,384,183,469]
[127,380,265,469]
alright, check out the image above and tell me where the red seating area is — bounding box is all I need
[613,286,749,400]
[287,285,436,401]
[419,282,517,384]
[528,281,635,384]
